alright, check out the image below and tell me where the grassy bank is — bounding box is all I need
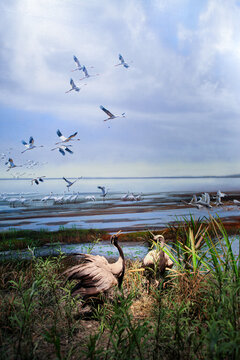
[0,217,239,359]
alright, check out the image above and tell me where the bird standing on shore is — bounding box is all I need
[64,231,125,298]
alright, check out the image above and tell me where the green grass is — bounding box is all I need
[0,218,239,359]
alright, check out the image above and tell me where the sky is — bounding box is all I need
[1,0,240,178]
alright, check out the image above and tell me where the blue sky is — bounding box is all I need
[1,0,240,178]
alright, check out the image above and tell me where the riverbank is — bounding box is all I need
[0,217,239,359]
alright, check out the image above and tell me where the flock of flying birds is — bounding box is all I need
[2,53,130,193]
[66,54,127,123]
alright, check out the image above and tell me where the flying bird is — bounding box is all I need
[98,186,108,198]
[5,158,22,171]
[51,145,73,156]
[55,129,80,144]
[62,177,81,190]
[65,78,81,93]
[115,54,129,68]
[100,105,125,122]
[71,55,83,72]
[21,137,43,153]
[79,66,99,81]
[63,231,125,298]
[31,176,46,185]
[71,56,94,72]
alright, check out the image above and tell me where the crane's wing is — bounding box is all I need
[67,131,78,140]
[59,148,65,156]
[34,179,39,185]
[82,66,89,77]
[119,54,124,64]
[123,63,129,68]
[63,177,72,185]
[64,255,118,297]
[100,105,114,118]
[70,78,76,88]
[56,129,67,141]
[29,136,34,145]
[22,140,27,146]
[73,55,81,68]
[98,186,105,195]
[65,147,73,154]
[9,158,14,166]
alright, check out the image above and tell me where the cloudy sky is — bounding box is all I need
[1,0,240,178]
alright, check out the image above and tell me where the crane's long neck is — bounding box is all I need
[114,241,125,288]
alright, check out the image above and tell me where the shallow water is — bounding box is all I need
[0,241,149,261]
[0,177,240,232]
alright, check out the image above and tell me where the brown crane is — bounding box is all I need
[64,231,125,298]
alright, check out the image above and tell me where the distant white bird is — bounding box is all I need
[233,199,240,205]
[31,176,46,185]
[115,54,129,68]
[85,195,96,201]
[5,158,22,171]
[98,186,108,198]
[62,177,81,190]
[197,193,212,208]
[79,66,99,81]
[65,78,82,93]
[72,55,83,71]
[71,56,94,72]
[217,190,227,198]
[100,105,125,122]
[55,129,80,144]
[21,137,43,153]
[51,145,74,156]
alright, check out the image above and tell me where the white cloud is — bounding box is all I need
[1,0,240,177]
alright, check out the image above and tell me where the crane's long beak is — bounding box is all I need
[110,230,122,243]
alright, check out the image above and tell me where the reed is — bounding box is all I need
[0,217,239,359]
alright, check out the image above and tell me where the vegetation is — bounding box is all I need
[0,217,239,359]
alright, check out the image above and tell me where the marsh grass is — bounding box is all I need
[0,217,239,359]
[0,228,108,252]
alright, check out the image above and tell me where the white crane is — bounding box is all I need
[21,137,43,153]
[62,177,81,191]
[71,55,94,72]
[31,176,46,185]
[65,78,82,93]
[98,186,109,198]
[72,55,84,71]
[100,105,125,122]
[197,193,212,208]
[5,158,22,171]
[79,65,99,81]
[55,129,80,144]
[51,145,73,156]
[115,54,129,68]
[85,195,96,201]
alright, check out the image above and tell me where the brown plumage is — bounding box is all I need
[143,234,173,274]
[64,231,125,298]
